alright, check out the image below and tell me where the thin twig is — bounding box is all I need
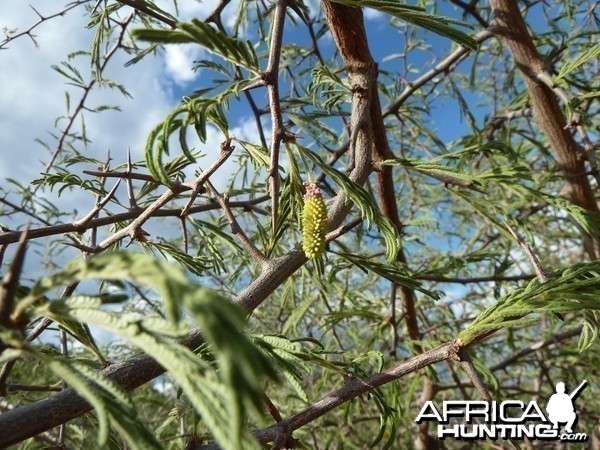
[457,348,492,402]
[265,0,290,235]
[490,325,583,372]
[82,170,158,183]
[449,0,489,27]
[383,30,493,117]
[5,384,62,393]
[180,139,235,217]
[125,148,139,209]
[0,1,90,50]
[204,181,268,267]
[0,196,270,246]
[417,273,535,283]
[37,11,134,182]
[504,222,548,282]
[72,179,122,230]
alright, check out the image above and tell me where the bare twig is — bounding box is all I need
[0,1,90,50]
[504,222,548,282]
[205,0,232,30]
[5,384,62,393]
[491,325,583,372]
[37,11,134,182]
[383,30,493,117]
[417,273,535,284]
[324,218,362,242]
[72,179,122,230]
[125,148,139,209]
[0,196,270,246]
[457,348,493,402]
[180,139,235,217]
[265,0,290,235]
[204,181,268,267]
[449,0,489,27]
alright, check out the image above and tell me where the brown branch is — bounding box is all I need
[180,140,235,217]
[72,179,121,230]
[194,341,460,449]
[490,325,583,372]
[205,0,232,30]
[0,196,270,246]
[383,30,493,117]
[504,222,548,282]
[449,0,489,28]
[489,0,599,258]
[5,384,62,393]
[0,226,29,331]
[125,148,139,209]
[204,181,268,267]
[265,0,289,235]
[417,273,535,283]
[457,348,493,402]
[59,143,236,253]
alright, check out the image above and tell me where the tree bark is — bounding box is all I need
[489,0,598,255]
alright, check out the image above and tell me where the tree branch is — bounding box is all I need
[265,0,289,235]
[489,0,599,257]
[196,341,459,449]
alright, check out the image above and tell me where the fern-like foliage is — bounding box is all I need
[459,261,600,347]
[16,252,279,449]
[328,0,476,49]
[132,19,260,74]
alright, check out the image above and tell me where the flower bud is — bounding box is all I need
[302,183,328,259]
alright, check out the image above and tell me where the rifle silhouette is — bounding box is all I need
[569,380,587,400]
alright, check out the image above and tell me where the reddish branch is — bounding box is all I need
[321,2,434,446]
[489,0,599,257]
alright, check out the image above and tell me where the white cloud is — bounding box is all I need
[164,44,204,85]
[0,1,177,182]
[363,8,385,21]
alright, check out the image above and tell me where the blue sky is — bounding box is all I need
[0,0,563,185]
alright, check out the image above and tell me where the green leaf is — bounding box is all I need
[132,19,260,73]
[25,251,278,449]
[329,0,477,49]
[234,139,270,168]
[333,250,439,299]
[556,43,600,80]
[460,261,600,344]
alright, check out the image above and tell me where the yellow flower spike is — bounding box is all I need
[302,182,328,259]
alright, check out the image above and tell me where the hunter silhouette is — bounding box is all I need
[546,380,586,433]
